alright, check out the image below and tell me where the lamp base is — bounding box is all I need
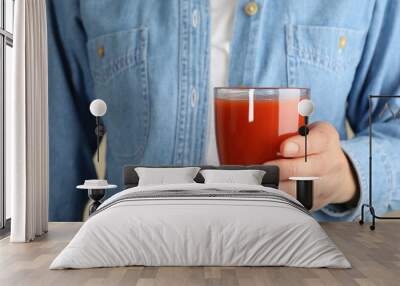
[289,177,319,210]
[88,189,105,215]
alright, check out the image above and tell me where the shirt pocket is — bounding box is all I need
[87,28,150,161]
[285,24,367,126]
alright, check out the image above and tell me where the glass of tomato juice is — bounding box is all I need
[214,87,309,165]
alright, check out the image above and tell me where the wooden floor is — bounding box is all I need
[0,222,399,286]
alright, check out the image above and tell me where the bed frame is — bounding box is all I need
[123,165,280,189]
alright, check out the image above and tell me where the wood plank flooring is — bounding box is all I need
[0,222,399,286]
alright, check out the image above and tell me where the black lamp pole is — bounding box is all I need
[96,117,100,162]
[298,116,310,162]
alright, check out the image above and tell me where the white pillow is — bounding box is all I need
[135,167,200,186]
[200,169,266,185]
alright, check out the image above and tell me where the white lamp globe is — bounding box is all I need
[90,99,107,117]
[298,99,314,117]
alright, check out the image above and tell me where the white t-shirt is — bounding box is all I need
[206,0,237,164]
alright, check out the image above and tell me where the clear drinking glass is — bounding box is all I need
[214,87,309,165]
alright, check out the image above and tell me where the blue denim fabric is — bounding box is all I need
[47,0,400,221]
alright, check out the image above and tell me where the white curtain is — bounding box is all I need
[8,0,49,242]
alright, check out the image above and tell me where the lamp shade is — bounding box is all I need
[298,99,314,117]
[90,99,107,117]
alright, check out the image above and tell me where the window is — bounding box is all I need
[0,0,14,233]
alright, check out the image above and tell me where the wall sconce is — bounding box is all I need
[89,99,107,162]
[289,99,318,210]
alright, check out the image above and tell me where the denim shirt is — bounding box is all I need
[47,0,400,221]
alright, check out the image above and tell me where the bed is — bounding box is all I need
[50,165,350,269]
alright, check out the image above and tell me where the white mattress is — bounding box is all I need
[50,183,350,269]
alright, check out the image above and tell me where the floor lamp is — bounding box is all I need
[359,95,400,230]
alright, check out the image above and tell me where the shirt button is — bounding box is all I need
[191,87,198,108]
[339,36,347,49]
[192,9,199,28]
[244,2,258,16]
[97,47,105,58]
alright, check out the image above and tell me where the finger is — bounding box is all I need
[278,180,296,198]
[265,155,323,180]
[280,121,339,158]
